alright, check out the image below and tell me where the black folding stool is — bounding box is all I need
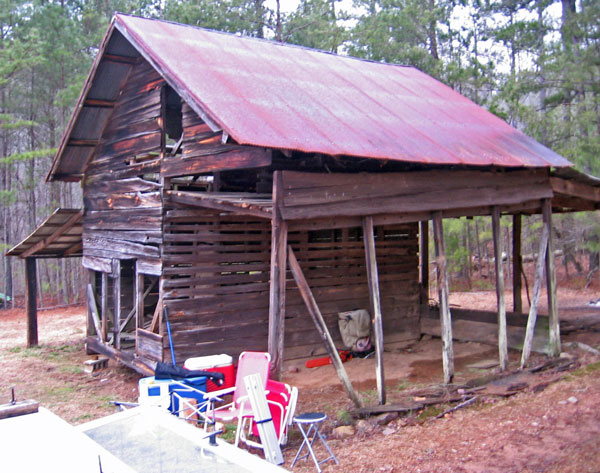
[291,412,338,472]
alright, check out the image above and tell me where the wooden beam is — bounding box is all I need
[102,53,138,65]
[136,271,144,330]
[520,210,550,368]
[492,207,508,371]
[287,199,543,232]
[113,262,121,349]
[432,212,454,384]
[268,172,288,380]
[0,400,39,420]
[550,176,600,202]
[84,98,115,108]
[63,241,83,256]
[287,246,362,408]
[165,190,272,219]
[280,169,552,221]
[149,293,163,334]
[362,216,386,405]
[20,211,83,258]
[420,220,429,305]
[25,258,38,347]
[544,199,561,356]
[512,214,523,314]
[86,283,102,339]
[68,139,99,147]
[162,147,272,178]
[101,272,108,342]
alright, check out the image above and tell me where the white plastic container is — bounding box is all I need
[138,376,171,409]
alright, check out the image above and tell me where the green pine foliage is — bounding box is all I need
[0,0,599,305]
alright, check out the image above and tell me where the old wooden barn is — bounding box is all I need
[11,14,600,405]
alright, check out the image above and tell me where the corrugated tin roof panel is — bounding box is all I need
[6,209,83,258]
[112,14,571,168]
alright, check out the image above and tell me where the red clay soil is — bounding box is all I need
[1,285,600,472]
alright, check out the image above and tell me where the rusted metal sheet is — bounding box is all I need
[6,209,83,258]
[49,14,572,181]
[113,14,570,169]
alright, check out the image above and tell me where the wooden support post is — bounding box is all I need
[432,212,454,384]
[101,272,108,342]
[362,216,386,405]
[544,200,561,356]
[25,258,38,348]
[492,207,508,371]
[520,211,550,368]
[420,220,429,305]
[86,283,102,338]
[136,270,144,330]
[113,261,121,349]
[268,171,288,380]
[512,214,523,314]
[288,246,362,408]
[85,269,94,338]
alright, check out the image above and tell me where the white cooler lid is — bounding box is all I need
[184,354,232,370]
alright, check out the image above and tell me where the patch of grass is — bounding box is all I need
[336,409,352,425]
[15,346,44,358]
[59,365,83,375]
[417,404,448,421]
[45,385,76,398]
[43,344,79,361]
[393,379,412,392]
[73,413,95,423]
[360,388,378,403]
[7,346,22,354]
[219,423,237,442]
[570,361,600,378]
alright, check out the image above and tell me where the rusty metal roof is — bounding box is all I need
[6,209,83,258]
[48,14,571,181]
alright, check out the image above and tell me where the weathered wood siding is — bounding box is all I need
[82,59,163,270]
[285,224,420,359]
[161,104,271,179]
[162,207,419,362]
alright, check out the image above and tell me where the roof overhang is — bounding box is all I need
[6,209,83,259]
[47,19,141,182]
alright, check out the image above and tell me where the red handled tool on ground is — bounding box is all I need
[305,350,352,368]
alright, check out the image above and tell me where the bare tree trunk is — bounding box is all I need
[427,0,439,60]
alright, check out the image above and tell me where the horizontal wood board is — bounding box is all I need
[280,169,553,220]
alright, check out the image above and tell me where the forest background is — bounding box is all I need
[0,0,598,308]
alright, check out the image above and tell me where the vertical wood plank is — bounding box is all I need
[25,258,38,348]
[520,214,550,368]
[544,200,561,356]
[492,207,508,371]
[86,268,95,338]
[135,268,144,351]
[420,220,430,305]
[432,212,454,384]
[86,283,102,338]
[268,171,288,380]
[113,261,121,350]
[288,246,362,408]
[101,272,108,342]
[512,214,523,314]
[362,216,386,405]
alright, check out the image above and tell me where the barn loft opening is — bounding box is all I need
[164,85,182,144]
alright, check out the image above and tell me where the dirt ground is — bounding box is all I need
[1,285,600,472]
